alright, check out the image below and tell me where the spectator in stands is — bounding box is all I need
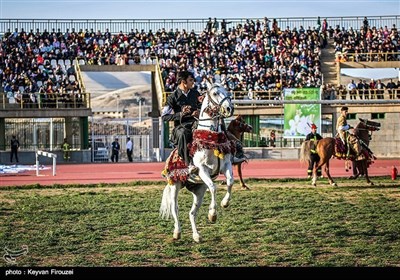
[347,80,357,100]
[369,79,376,99]
[212,18,219,34]
[397,81,400,99]
[205,18,212,33]
[386,79,397,99]
[316,17,321,32]
[220,19,231,33]
[337,84,347,100]
[363,17,369,33]
[375,79,385,99]
[362,80,370,99]
[356,79,364,99]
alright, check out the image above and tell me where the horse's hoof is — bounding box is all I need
[221,200,230,208]
[193,234,202,243]
[208,213,217,223]
[368,182,374,186]
[332,182,337,187]
[173,231,181,240]
[242,185,250,190]
[312,183,316,187]
[220,181,227,185]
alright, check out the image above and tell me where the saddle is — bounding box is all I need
[334,136,356,160]
[161,130,236,185]
[334,135,376,163]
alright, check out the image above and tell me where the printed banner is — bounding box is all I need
[283,88,321,138]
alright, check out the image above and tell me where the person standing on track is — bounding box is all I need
[111,137,120,162]
[305,124,323,178]
[126,137,133,162]
[10,135,20,163]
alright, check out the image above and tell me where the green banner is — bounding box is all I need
[283,88,321,139]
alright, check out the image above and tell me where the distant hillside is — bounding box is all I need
[91,85,151,118]
[339,74,398,86]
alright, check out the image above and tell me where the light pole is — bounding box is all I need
[139,99,142,123]
[114,94,120,118]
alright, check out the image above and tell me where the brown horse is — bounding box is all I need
[225,115,252,189]
[299,119,378,186]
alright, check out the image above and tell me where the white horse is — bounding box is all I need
[160,81,235,242]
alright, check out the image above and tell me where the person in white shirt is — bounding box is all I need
[126,137,133,162]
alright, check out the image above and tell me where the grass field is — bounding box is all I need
[1,178,400,267]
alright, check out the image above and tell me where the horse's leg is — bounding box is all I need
[221,164,235,208]
[198,167,217,223]
[237,163,249,190]
[349,161,360,179]
[169,183,182,240]
[188,184,208,242]
[324,160,336,186]
[362,160,373,185]
[312,160,322,186]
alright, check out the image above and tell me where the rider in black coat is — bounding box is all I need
[161,71,201,174]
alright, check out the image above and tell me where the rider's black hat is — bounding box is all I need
[341,106,348,111]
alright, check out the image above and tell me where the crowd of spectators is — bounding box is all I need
[331,16,400,63]
[1,16,399,107]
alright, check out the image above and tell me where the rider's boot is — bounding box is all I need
[188,158,199,174]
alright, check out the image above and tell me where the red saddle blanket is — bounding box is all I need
[334,137,376,165]
[189,130,235,157]
[161,148,189,184]
[161,130,235,184]
[334,137,356,160]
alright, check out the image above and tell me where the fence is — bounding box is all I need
[89,118,153,162]
[1,16,399,35]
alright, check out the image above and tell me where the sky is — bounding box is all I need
[0,0,399,20]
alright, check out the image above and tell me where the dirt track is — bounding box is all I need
[1,159,398,187]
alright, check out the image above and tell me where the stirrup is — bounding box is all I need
[188,165,199,174]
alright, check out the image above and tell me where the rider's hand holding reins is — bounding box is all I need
[191,110,200,118]
[181,105,192,116]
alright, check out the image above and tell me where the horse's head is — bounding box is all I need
[204,81,234,118]
[229,115,253,134]
[357,118,381,132]
[355,118,381,145]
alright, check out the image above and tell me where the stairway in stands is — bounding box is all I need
[320,38,338,85]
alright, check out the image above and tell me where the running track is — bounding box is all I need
[1,159,399,187]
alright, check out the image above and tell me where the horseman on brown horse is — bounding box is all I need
[300,107,379,186]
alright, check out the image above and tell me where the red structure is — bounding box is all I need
[391,166,398,180]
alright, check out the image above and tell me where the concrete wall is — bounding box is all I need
[0,150,92,165]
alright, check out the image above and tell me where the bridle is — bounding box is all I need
[197,85,233,129]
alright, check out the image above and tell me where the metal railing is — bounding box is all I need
[1,92,90,110]
[163,88,400,107]
[1,15,399,35]
[343,52,400,62]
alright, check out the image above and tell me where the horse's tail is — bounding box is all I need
[300,141,311,164]
[160,184,172,220]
